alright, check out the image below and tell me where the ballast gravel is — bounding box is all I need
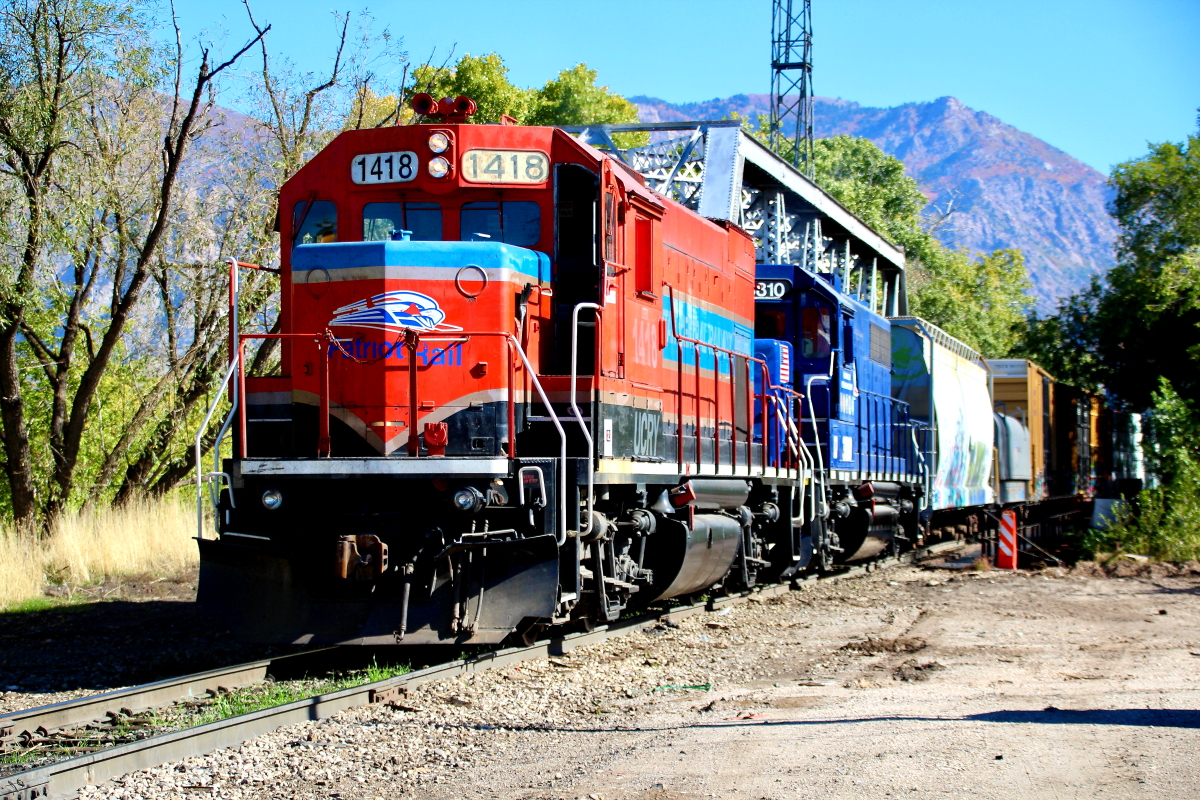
[73,561,1200,800]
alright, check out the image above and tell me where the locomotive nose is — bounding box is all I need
[289,240,549,458]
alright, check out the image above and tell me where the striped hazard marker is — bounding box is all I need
[996,509,1018,570]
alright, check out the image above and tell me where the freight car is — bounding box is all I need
[194,96,1133,646]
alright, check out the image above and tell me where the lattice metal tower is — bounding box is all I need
[769,0,814,175]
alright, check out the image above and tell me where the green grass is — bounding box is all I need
[0,595,87,615]
[188,658,412,726]
[1,746,48,766]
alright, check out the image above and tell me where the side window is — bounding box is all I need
[461,201,540,246]
[634,216,654,294]
[363,202,442,242]
[293,200,337,246]
[799,304,832,358]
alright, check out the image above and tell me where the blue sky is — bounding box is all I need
[177,0,1200,174]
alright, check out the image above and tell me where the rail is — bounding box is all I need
[801,378,928,484]
[0,540,967,800]
[193,358,240,540]
[235,328,570,546]
[767,392,817,524]
[0,649,335,755]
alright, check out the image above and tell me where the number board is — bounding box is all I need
[462,149,549,184]
[755,279,793,300]
[351,151,418,185]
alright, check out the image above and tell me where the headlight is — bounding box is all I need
[428,132,449,153]
[427,157,450,178]
[261,489,283,510]
[451,486,485,514]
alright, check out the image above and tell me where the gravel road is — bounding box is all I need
[73,560,1200,800]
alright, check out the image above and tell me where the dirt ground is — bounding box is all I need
[74,557,1200,800]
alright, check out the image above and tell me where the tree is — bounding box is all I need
[0,0,266,521]
[810,135,940,266]
[408,54,644,141]
[1022,116,1200,409]
[112,5,408,503]
[527,63,639,127]
[411,53,533,124]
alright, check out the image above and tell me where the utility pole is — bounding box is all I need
[770,0,814,176]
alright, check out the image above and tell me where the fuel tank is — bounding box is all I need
[642,513,742,601]
[835,503,899,562]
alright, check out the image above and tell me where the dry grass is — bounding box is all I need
[0,526,47,610]
[0,497,198,610]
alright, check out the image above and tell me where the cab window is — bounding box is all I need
[293,200,337,246]
[800,304,832,358]
[363,202,441,241]
[460,201,540,246]
[755,308,787,339]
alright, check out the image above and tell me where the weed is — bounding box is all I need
[181,658,412,727]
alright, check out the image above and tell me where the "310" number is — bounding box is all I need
[755,279,792,300]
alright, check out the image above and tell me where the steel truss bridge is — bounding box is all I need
[562,121,907,317]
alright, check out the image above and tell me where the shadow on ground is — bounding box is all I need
[0,598,301,693]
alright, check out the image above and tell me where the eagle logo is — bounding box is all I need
[329,290,462,333]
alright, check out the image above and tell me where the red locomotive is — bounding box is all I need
[199,96,806,644]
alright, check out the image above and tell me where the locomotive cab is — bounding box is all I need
[754,261,923,566]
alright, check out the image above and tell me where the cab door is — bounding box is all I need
[625,203,663,387]
[598,160,625,380]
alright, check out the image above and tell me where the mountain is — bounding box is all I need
[632,93,1116,312]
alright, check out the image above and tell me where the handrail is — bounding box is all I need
[570,303,601,539]
[791,400,817,524]
[771,396,806,522]
[504,334,569,547]
[665,285,776,474]
[195,357,242,540]
[236,328,569,546]
[804,374,831,518]
[194,257,280,540]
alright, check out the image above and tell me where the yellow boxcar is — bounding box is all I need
[985,359,1057,501]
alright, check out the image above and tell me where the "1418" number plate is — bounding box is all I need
[462,149,549,184]
[351,151,418,184]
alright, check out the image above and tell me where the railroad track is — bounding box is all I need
[1,539,965,800]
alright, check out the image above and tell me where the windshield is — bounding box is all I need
[460,201,540,246]
[363,202,441,241]
[293,200,337,246]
